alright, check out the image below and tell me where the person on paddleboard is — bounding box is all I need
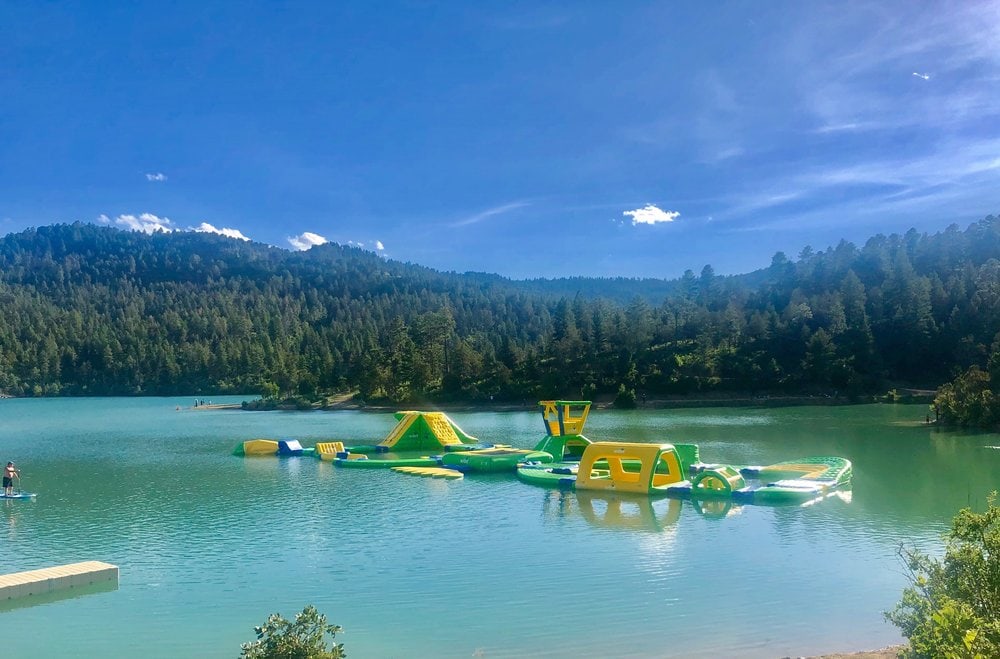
[3,461,19,495]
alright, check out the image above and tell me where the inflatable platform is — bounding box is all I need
[232,439,315,457]
[516,400,851,504]
[517,440,851,504]
[441,446,551,473]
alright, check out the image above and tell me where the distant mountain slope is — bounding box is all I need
[0,216,997,402]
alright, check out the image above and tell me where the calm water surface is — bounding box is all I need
[1,398,998,658]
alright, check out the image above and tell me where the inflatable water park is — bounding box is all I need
[233,400,853,507]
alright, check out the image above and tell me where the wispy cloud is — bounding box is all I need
[796,3,1000,134]
[720,134,1000,232]
[452,201,530,228]
[622,204,680,226]
[288,231,328,251]
[717,191,806,218]
[193,222,250,241]
[709,146,745,162]
[730,181,982,234]
[812,121,874,134]
[692,2,1000,237]
[626,70,749,160]
[483,8,572,30]
[145,173,168,182]
[803,136,1000,192]
[101,212,174,234]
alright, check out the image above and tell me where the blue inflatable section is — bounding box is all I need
[278,440,304,456]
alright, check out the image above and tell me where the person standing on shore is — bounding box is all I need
[3,461,19,495]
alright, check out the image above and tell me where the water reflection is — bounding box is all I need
[690,498,737,519]
[540,490,683,562]
[541,489,797,531]
[575,491,682,533]
[0,578,118,613]
[541,486,856,532]
[1,497,32,540]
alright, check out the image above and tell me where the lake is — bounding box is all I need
[1,397,997,658]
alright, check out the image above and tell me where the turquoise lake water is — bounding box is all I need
[1,397,999,658]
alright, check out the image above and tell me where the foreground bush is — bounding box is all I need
[886,495,1000,658]
[240,605,345,659]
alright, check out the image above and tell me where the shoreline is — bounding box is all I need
[798,646,904,658]
[229,391,935,413]
[3,389,937,412]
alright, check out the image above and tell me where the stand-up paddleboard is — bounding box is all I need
[0,492,36,499]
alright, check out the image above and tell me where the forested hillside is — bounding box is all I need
[0,218,998,403]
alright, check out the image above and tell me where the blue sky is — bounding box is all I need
[2,1,998,279]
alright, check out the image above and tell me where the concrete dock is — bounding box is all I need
[0,561,119,601]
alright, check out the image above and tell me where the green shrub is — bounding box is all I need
[886,494,1000,658]
[259,381,280,400]
[934,366,1000,429]
[240,605,345,659]
[614,384,637,409]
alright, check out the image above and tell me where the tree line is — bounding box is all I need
[0,217,997,407]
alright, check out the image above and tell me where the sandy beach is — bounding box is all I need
[799,648,903,659]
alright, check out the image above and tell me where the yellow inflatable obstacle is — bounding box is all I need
[539,400,590,436]
[391,466,463,479]
[576,442,686,495]
[533,400,593,461]
[315,442,346,461]
[232,439,280,456]
[334,411,479,468]
[376,411,478,451]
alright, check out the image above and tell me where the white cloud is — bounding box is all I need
[347,239,386,252]
[288,231,328,251]
[193,222,250,241]
[109,213,175,234]
[99,213,256,240]
[622,204,680,226]
[912,72,931,80]
[145,173,168,182]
